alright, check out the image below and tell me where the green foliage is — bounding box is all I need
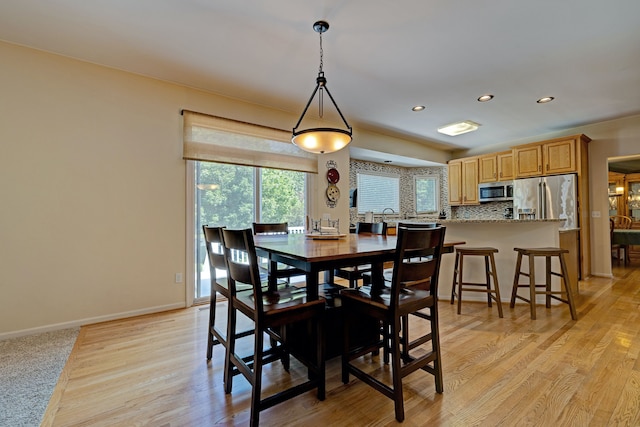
[197,162,305,229]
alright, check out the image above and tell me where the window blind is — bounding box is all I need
[357,172,400,214]
[182,110,318,174]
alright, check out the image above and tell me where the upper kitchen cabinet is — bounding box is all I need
[448,157,479,205]
[479,151,514,183]
[514,134,591,178]
[497,151,514,180]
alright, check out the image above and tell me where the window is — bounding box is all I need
[357,172,400,214]
[193,161,307,302]
[415,176,439,213]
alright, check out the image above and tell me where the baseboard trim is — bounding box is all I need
[0,302,186,340]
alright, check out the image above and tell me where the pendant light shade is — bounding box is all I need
[292,21,352,154]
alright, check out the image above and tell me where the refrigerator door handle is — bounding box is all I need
[541,181,547,219]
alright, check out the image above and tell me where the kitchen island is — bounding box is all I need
[405,219,577,305]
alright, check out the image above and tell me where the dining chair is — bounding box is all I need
[252,222,306,285]
[610,215,632,264]
[221,228,326,427]
[202,226,254,363]
[340,224,446,422]
[610,218,628,265]
[334,221,387,288]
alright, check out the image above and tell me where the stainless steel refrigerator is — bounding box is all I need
[513,173,578,230]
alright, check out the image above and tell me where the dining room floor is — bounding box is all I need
[42,269,640,426]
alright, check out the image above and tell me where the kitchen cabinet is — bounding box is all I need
[514,135,589,178]
[479,155,497,183]
[448,157,479,205]
[479,151,513,183]
[497,151,514,180]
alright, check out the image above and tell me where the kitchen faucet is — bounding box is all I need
[382,208,395,222]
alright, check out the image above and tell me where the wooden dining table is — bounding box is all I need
[254,232,464,300]
[254,233,397,299]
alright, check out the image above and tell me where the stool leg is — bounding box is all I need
[510,252,523,308]
[558,254,578,320]
[457,254,464,315]
[451,252,460,305]
[484,256,492,307]
[528,254,536,320]
[489,254,503,318]
[545,256,552,308]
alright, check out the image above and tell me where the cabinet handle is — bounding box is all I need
[546,164,549,170]
[499,172,503,178]
[538,165,542,171]
[494,172,497,178]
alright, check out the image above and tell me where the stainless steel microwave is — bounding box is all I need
[479,181,513,202]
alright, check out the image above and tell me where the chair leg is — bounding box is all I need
[390,316,405,423]
[207,291,218,360]
[316,315,326,401]
[558,254,578,320]
[489,254,503,318]
[528,254,537,320]
[224,301,237,394]
[450,252,460,304]
[430,306,444,393]
[510,252,523,308]
[456,254,464,315]
[342,308,351,384]
[249,329,264,427]
[545,256,552,308]
[484,256,492,307]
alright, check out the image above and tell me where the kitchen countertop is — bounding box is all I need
[400,218,565,224]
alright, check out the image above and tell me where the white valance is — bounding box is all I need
[182,110,318,174]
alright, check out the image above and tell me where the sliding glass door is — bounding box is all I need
[193,161,307,302]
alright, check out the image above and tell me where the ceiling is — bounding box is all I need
[2,0,640,166]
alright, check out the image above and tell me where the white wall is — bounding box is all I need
[0,41,447,337]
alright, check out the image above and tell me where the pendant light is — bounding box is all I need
[292,21,352,154]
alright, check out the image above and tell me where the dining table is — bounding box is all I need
[612,228,640,264]
[254,232,464,299]
[254,231,463,359]
[254,233,397,300]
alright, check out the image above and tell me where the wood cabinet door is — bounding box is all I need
[497,151,514,180]
[448,161,462,205]
[514,145,542,177]
[462,158,479,204]
[479,155,498,183]
[544,139,576,174]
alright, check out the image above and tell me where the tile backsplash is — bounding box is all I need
[349,159,512,225]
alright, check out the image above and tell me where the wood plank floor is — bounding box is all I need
[42,262,640,426]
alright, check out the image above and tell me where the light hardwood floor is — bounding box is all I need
[43,262,640,426]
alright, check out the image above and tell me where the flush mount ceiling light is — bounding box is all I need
[477,94,494,102]
[437,120,481,136]
[412,105,426,111]
[537,96,555,104]
[292,20,352,154]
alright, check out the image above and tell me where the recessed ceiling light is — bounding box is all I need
[537,96,555,104]
[411,105,426,111]
[437,120,481,136]
[478,94,494,102]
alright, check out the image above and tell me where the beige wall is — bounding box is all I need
[0,42,448,337]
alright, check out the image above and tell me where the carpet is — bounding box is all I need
[0,328,79,427]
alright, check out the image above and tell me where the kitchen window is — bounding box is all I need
[357,172,400,214]
[415,175,439,213]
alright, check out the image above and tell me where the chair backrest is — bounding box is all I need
[221,228,265,312]
[356,221,387,235]
[252,222,289,235]
[397,222,439,229]
[388,225,446,308]
[610,215,632,229]
[202,225,226,285]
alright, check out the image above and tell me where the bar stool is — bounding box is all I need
[450,247,503,317]
[510,247,577,320]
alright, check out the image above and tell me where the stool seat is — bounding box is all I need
[510,247,577,320]
[451,246,503,318]
[456,247,499,255]
[514,247,569,256]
